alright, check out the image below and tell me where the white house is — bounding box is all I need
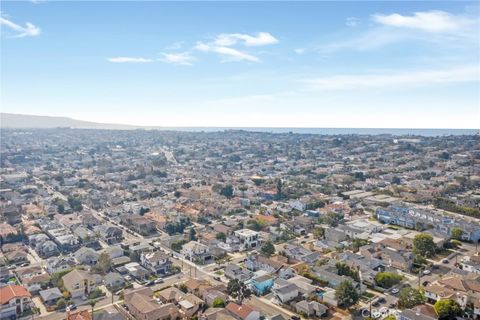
[234,229,261,251]
[272,282,298,304]
[0,285,32,319]
[181,241,212,263]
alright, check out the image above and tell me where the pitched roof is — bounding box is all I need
[0,285,31,304]
[67,310,92,320]
[226,302,256,319]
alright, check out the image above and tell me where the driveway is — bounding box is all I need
[32,296,50,316]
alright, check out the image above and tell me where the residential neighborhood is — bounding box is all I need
[1,128,479,320]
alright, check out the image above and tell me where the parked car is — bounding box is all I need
[391,288,399,294]
[423,270,431,275]
[442,259,449,264]
[154,278,164,284]
[67,304,77,310]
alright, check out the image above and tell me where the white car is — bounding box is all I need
[391,288,399,294]
[423,270,431,275]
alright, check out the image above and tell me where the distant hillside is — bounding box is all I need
[0,113,141,129]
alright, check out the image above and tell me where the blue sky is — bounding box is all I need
[1,1,479,128]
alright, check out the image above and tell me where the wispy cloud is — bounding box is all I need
[196,42,260,62]
[319,9,477,53]
[306,65,479,90]
[346,17,359,27]
[195,31,278,63]
[0,16,40,38]
[373,10,474,33]
[106,57,153,63]
[159,52,195,66]
[213,32,278,47]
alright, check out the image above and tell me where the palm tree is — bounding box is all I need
[89,300,96,320]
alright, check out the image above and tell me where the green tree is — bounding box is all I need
[220,185,234,198]
[384,316,396,320]
[261,241,275,257]
[434,299,462,319]
[227,279,252,305]
[413,233,436,258]
[275,179,284,200]
[397,287,425,309]
[215,232,227,242]
[212,297,225,307]
[57,204,65,214]
[335,262,359,281]
[174,190,182,198]
[93,252,112,274]
[320,212,343,227]
[374,272,403,288]
[189,228,197,241]
[67,196,83,212]
[450,227,464,241]
[335,280,359,308]
[391,176,401,185]
[313,227,325,240]
[56,298,66,309]
[89,300,97,320]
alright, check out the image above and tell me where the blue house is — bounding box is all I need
[248,274,274,296]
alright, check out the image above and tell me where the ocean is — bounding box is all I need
[162,127,479,137]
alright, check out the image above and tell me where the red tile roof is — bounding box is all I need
[0,285,31,304]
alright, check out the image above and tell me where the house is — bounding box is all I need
[22,273,51,294]
[234,229,261,251]
[140,251,172,275]
[0,285,32,319]
[15,265,44,280]
[295,300,328,317]
[62,269,99,299]
[122,262,151,281]
[74,247,100,265]
[93,310,126,320]
[46,256,76,274]
[460,255,480,274]
[157,287,185,303]
[67,310,92,320]
[5,249,28,265]
[376,204,480,241]
[313,265,363,293]
[184,278,211,294]
[121,215,156,236]
[36,240,59,258]
[73,226,99,248]
[179,293,204,318]
[272,281,298,303]
[181,241,212,264]
[360,243,414,272]
[283,244,320,264]
[286,276,317,295]
[94,225,124,244]
[81,213,100,228]
[124,287,180,320]
[473,299,480,319]
[245,254,284,274]
[104,245,124,259]
[39,287,63,306]
[424,276,474,308]
[249,274,274,296]
[202,288,229,307]
[226,302,260,320]
[103,272,125,290]
[225,264,253,282]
